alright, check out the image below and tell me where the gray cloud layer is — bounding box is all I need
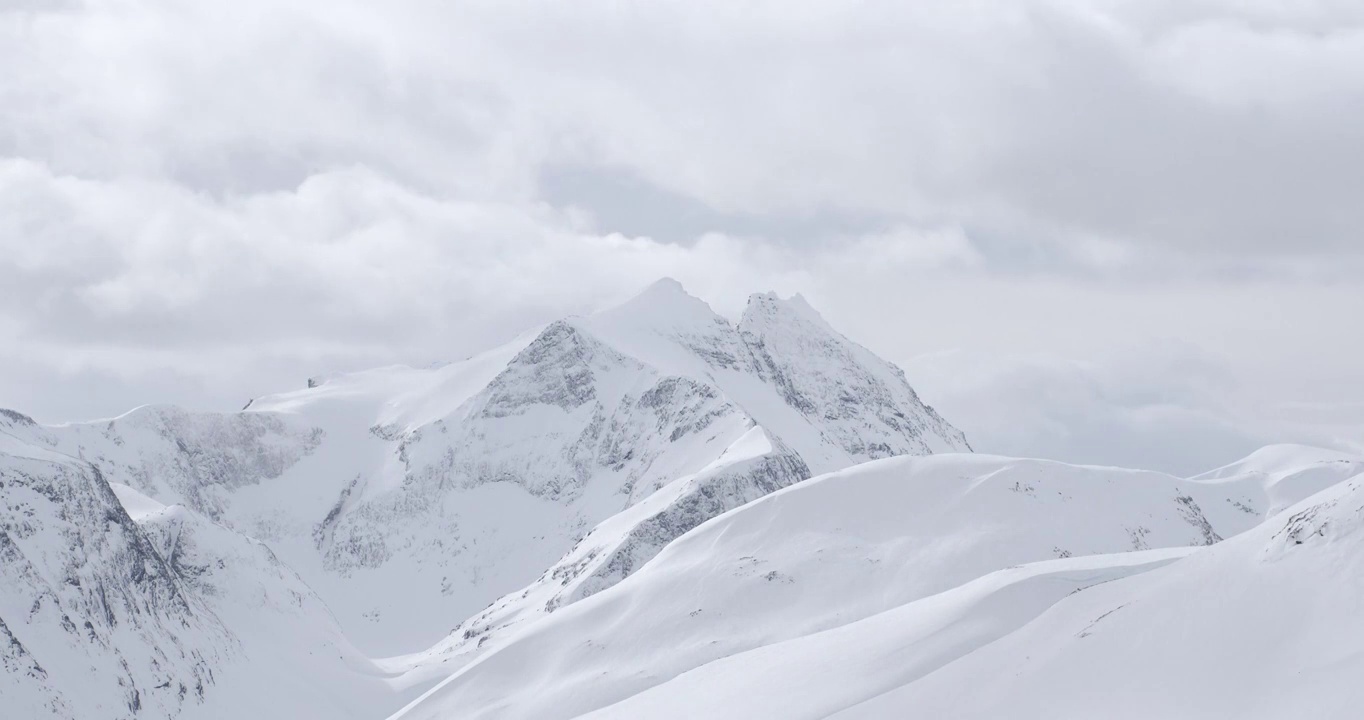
[3,0,1361,470]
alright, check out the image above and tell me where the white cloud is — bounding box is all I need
[6,0,1364,256]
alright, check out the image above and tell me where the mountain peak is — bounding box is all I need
[736,288,971,458]
[599,277,706,315]
[585,285,849,378]
[741,290,834,334]
[596,277,714,319]
[577,278,732,374]
[639,276,688,295]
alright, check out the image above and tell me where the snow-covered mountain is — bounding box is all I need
[247,279,962,654]
[389,445,1364,720]
[1,279,970,716]
[0,413,228,719]
[0,281,967,656]
[0,413,400,720]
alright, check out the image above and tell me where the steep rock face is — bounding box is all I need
[9,405,323,521]
[0,430,403,720]
[388,322,745,506]
[737,292,969,458]
[0,438,230,720]
[479,322,611,418]
[570,448,812,603]
[121,487,402,720]
[0,613,65,716]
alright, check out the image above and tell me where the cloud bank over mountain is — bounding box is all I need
[3,0,1362,471]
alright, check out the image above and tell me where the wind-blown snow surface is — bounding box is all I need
[390,445,1364,720]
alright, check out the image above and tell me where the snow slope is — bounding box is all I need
[4,279,967,657]
[390,445,1364,720]
[387,426,810,685]
[1191,442,1364,515]
[828,472,1364,720]
[584,549,1197,720]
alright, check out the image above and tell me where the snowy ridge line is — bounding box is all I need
[825,470,1364,720]
[386,445,1364,720]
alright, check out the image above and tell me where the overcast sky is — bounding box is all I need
[3,0,1362,474]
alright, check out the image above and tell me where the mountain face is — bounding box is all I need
[111,484,403,720]
[0,422,227,720]
[1,280,969,664]
[0,418,403,720]
[291,280,967,653]
[736,292,966,459]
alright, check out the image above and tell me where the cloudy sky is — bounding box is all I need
[3,0,1362,474]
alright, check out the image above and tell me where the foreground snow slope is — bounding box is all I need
[827,472,1364,720]
[584,549,1196,720]
[392,445,1363,720]
[0,418,406,720]
[591,460,1364,720]
[5,279,966,655]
